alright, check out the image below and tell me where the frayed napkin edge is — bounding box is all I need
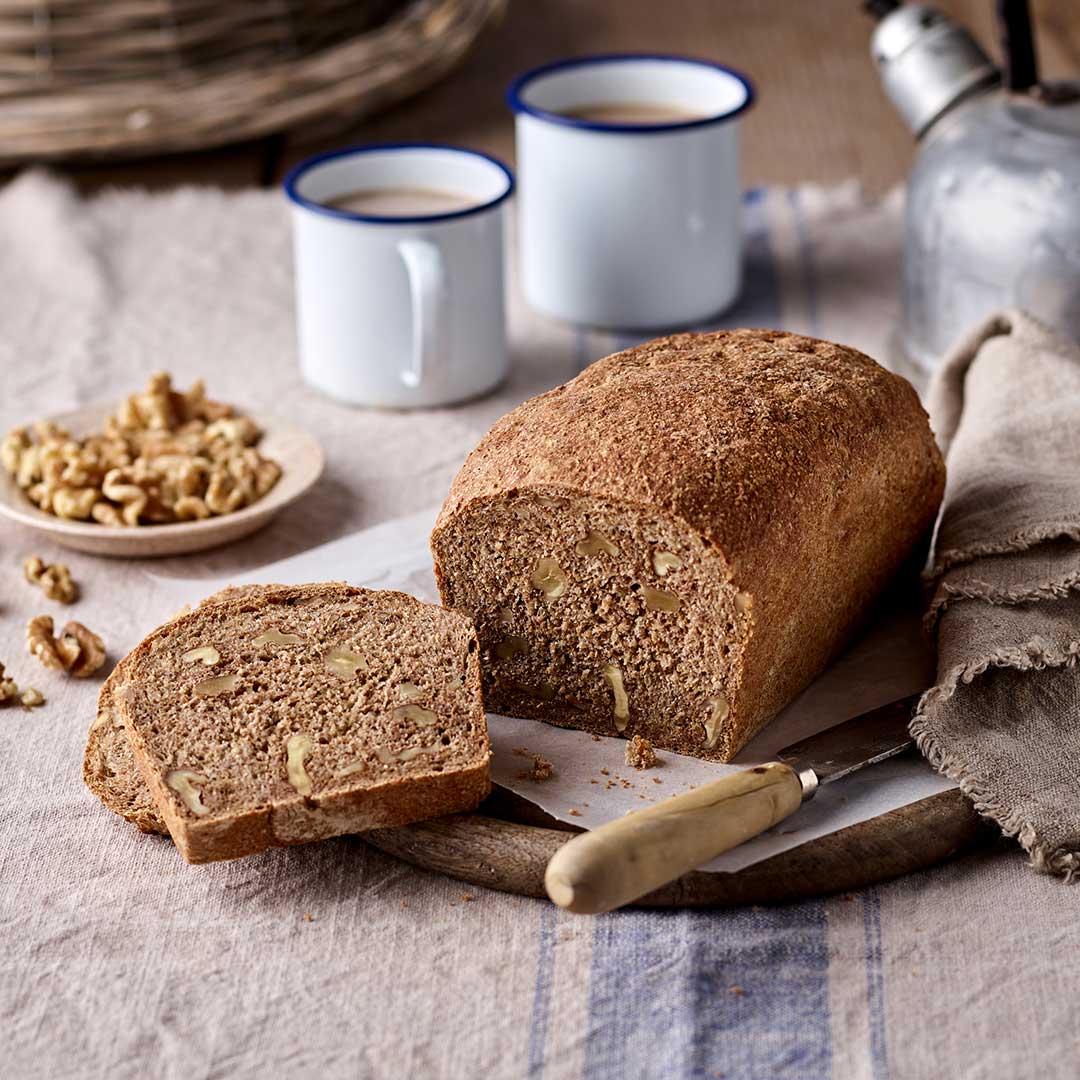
[914,638,1080,881]
[925,562,1080,627]
[930,521,1080,582]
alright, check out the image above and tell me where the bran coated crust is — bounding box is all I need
[432,329,945,757]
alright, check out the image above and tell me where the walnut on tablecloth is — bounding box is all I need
[0,662,18,704]
[0,661,44,711]
[23,556,78,604]
[26,615,106,678]
[1,373,281,527]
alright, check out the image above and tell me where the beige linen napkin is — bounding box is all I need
[914,311,1080,878]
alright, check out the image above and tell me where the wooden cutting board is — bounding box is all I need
[365,786,992,907]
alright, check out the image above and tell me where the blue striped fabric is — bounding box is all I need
[526,188,849,1080]
[582,905,832,1080]
[862,890,889,1080]
[529,904,559,1077]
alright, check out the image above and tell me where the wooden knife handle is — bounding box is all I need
[544,761,804,914]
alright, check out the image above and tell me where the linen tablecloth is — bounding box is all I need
[2,172,1078,1080]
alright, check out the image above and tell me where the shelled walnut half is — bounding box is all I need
[23,557,78,604]
[2,373,281,527]
[26,616,106,678]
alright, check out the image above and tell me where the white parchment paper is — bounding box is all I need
[150,506,956,874]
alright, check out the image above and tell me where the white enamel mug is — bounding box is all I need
[285,144,514,408]
[508,54,754,329]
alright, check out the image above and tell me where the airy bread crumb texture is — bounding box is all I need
[107,583,490,861]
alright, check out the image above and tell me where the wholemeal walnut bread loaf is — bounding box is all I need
[84,585,283,834]
[431,329,945,762]
[113,582,490,863]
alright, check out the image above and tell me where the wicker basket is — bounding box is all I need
[0,0,505,165]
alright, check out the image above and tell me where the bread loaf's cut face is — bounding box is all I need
[434,492,751,760]
[117,584,490,863]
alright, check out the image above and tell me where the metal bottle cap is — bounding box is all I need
[870,3,999,135]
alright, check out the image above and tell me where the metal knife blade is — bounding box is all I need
[776,694,918,787]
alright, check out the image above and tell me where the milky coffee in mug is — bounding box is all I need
[322,186,479,217]
[558,102,708,125]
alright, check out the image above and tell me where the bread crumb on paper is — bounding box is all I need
[513,746,553,782]
[625,735,659,770]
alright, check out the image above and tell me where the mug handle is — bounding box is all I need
[397,237,447,390]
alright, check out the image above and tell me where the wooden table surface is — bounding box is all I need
[20,0,1078,199]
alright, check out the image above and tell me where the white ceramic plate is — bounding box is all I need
[0,404,324,558]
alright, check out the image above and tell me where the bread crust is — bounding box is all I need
[432,329,945,757]
[115,582,490,863]
[84,659,165,833]
[83,584,285,834]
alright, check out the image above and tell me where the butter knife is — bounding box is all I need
[544,694,918,914]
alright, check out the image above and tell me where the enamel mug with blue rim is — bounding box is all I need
[508,54,754,330]
[285,144,514,409]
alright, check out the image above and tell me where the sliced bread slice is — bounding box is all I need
[116,582,490,863]
[84,585,282,834]
[85,662,164,833]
